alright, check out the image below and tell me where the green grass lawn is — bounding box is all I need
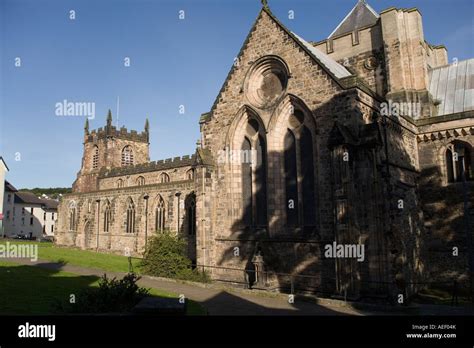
[0,260,205,315]
[0,260,98,314]
[413,287,470,306]
[0,240,142,273]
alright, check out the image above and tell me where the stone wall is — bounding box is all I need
[199,10,350,292]
[99,165,193,190]
[72,123,150,193]
[417,118,474,289]
[56,180,196,257]
[314,24,386,96]
[54,5,473,301]
[197,9,426,298]
[380,8,429,92]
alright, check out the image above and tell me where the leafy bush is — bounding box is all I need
[140,231,210,283]
[54,273,150,313]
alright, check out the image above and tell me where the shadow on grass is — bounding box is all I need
[0,262,206,315]
[0,262,99,315]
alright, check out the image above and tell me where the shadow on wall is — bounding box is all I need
[215,149,369,299]
[179,192,197,264]
[419,164,474,288]
[215,139,332,295]
[213,93,431,301]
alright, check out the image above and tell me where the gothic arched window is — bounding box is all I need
[160,173,170,183]
[121,146,134,166]
[446,148,454,183]
[155,196,165,233]
[186,169,195,180]
[241,137,253,226]
[92,145,99,169]
[300,126,316,225]
[137,176,145,186]
[125,199,135,233]
[255,135,267,226]
[446,142,472,183]
[68,201,77,232]
[186,193,196,236]
[284,130,298,226]
[117,179,124,188]
[240,118,267,227]
[103,203,111,233]
[283,109,316,228]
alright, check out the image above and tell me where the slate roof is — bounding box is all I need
[292,32,352,79]
[429,58,474,116]
[328,0,379,39]
[13,191,59,209]
[4,181,17,192]
[15,192,45,205]
[42,199,59,210]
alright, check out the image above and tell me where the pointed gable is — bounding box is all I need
[328,0,379,39]
[208,6,352,115]
[261,8,351,79]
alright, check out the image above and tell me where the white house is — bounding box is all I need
[0,157,9,237]
[2,182,58,239]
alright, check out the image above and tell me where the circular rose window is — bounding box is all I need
[245,57,289,109]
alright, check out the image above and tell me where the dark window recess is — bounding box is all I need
[241,137,253,226]
[186,193,196,236]
[255,135,267,226]
[284,130,298,227]
[300,126,316,226]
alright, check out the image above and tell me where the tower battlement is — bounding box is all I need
[74,110,151,192]
[84,110,149,143]
[86,126,149,143]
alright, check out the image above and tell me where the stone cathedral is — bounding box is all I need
[56,1,474,300]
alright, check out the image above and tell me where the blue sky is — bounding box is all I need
[1,0,473,188]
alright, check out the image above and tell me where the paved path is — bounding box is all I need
[2,258,367,316]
